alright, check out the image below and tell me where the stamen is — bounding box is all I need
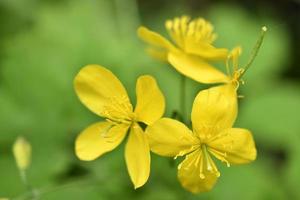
[201,144,220,177]
[100,123,129,144]
[194,153,201,167]
[173,145,198,160]
[100,124,114,138]
[207,154,221,177]
[166,18,185,49]
[177,162,183,170]
[166,16,217,50]
[184,152,199,170]
[197,124,221,142]
[199,153,205,179]
[102,95,133,124]
[208,147,231,167]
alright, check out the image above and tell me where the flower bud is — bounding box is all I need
[13,137,31,171]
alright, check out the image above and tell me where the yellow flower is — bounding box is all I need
[13,136,31,171]
[146,85,257,193]
[74,64,165,189]
[137,16,229,84]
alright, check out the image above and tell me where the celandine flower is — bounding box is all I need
[137,16,230,84]
[146,85,256,193]
[74,65,165,188]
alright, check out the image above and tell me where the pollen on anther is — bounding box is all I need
[262,26,267,32]
[200,173,205,179]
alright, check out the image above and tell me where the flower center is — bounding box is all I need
[230,68,245,89]
[102,95,134,125]
[200,144,220,179]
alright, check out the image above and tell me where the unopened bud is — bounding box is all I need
[13,137,31,171]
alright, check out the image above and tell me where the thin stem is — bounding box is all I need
[240,26,267,79]
[180,74,187,123]
[19,170,38,200]
[12,178,99,200]
[38,179,98,196]
[113,0,140,39]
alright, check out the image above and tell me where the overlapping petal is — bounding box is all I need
[178,149,218,193]
[146,118,198,157]
[191,84,237,140]
[185,43,228,60]
[75,122,129,161]
[134,75,165,125]
[146,47,168,61]
[228,46,242,70]
[168,51,229,84]
[125,123,150,189]
[74,65,133,119]
[165,16,217,50]
[137,27,176,51]
[208,128,257,164]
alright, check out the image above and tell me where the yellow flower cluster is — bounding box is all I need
[74,16,266,193]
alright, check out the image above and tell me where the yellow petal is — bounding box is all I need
[165,16,228,60]
[74,65,133,119]
[168,51,229,84]
[228,46,242,70]
[185,43,228,60]
[165,17,187,49]
[125,124,150,189]
[208,128,257,164]
[146,118,198,157]
[13,137,31,171]
[178,149,218,193]
[165,17,215,48]
[75,121,129,161]
[134,75,165,125]
[137,26,176,51]
[146,47,168,62]
[192,84,237,140]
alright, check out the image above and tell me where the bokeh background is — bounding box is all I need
[1,0,300,199]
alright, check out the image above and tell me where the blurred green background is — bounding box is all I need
[0,0,299,199]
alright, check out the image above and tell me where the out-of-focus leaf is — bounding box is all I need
[238,83,300,199]
[209,162,287,200]
[238,83,300,147]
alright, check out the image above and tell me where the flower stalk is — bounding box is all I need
[180,74,187,123]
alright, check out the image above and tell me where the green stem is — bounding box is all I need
[19,170,38,200]
[240,26,267,79]
[180,75,187,123]
[113,0,140,39]
[12,178,99,200]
